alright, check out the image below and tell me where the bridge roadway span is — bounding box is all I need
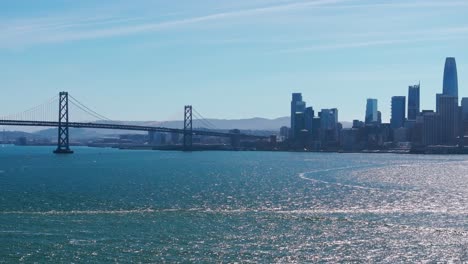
[0,120,266,139]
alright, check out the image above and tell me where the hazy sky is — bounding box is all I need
[1,0,467,122]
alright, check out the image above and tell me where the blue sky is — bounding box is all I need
[1,0,467,122]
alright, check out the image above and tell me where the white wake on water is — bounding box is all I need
[298,165,386,191]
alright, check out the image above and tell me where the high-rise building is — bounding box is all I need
[461,98,468,138]
[421,111,440,146]
[279,126,289,139]
[293,112,305,138]
[461,98,468,122]
[408,84,420,120]
[290,93,306,138]
[365,98,378,124]
[391,96,406,129]
[304,107,314,132]
[319,108,339,142]
[319,108,338,130]
[438,95,458,145]
[443,57,458,98]
[436,93,442,113]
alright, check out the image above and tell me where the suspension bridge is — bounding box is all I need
[0,92,267,153]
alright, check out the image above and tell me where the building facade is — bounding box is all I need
[365,98,378,124]
[290,93,306,139]
[304,107,315,133]
[391,96,406,129]
[438,95,458,145]
[408,84,420,120]
[421,111,440,146]
[443,57,458,98]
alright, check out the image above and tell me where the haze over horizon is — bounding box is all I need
[1,0,467,123]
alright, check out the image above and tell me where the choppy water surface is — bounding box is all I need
[1,146,468,262]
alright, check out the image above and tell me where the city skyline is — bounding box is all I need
[1,0,467,122]
[283,56,468,153]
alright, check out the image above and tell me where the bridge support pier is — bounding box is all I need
[183,105,193,151]
[54,92,73,154]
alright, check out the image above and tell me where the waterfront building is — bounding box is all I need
[408,84,420,120]
[319,108,339,142]
[365,99,378,124]
[304,107,315,133]
[404,120,416,143]
[438,95,458,145]
[170,133,180,144]
[436,93,442,113]
[443,57,458,98]
[393,127,408,143]
[461,98,468,137]
[279,126,289,141]
[293,112,305,138]
[421,111,440,146]
[290,93,306,138]
[311,117,321,140]
[340,128,360,151]
[319,108,338,130]
[391,96,406,129]
[149,132,167,145]
[461,98,468,122]
[353,120,364,128]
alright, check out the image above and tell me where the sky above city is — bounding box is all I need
[1,0,468,122]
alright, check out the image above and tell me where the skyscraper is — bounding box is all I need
[438,95,459,145]
[391,96,406,129]
[408,84,420,120]
[365,98,378,124]
[421,111,440,146]
[319,108,339,142]
[319,108,338,130]
[290,93,306,138]
[304,107,314,132]
[293,112,305,138]
[438,58,459,145]
[461,98,468,122]
[443,57,458,98]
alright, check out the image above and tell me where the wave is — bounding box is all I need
[298,165,388,191]
[2,207,468,216]
[0,208,167,215]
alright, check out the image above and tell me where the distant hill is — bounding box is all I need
[0,131,37,140]
[159,116,291,130]
[4,116,352,139]
[98,117,352,130]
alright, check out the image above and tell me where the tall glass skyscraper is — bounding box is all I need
[407,84,420,120]
[365,98,378,124]
[304,107,315,132]
[443,57,458,98]
[290,93,305,139]
[391,96,406,129]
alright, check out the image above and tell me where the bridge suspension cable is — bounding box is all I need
[192,108,218,130]
[68,95,113,122]
[0,95,58,122]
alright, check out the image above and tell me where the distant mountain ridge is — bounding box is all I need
[100,116,352,130]
[5,116,352,139]
[159,117,291,130]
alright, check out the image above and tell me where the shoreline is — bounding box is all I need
[7,143,468,155]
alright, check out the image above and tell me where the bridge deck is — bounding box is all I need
[0,120,266,139]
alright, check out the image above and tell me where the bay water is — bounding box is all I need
[1,146,468,262]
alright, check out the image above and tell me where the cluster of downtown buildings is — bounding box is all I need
[280,57,466,153]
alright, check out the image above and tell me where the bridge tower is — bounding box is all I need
[54,92,73,154]
[183,105,193,151]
